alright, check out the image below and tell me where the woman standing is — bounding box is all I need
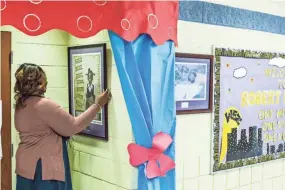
[14,63,111,190]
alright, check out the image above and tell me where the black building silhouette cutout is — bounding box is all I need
[227,126,263,161]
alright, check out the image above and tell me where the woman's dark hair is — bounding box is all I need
[14,63,47,108]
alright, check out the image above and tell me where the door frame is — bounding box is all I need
[1,31,12,190]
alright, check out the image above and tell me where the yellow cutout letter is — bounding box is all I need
[219,107,242,163]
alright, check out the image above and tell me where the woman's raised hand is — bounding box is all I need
[95,89,112,108]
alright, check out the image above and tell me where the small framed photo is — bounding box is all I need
[175,53,213,114]
[68,44,108,140]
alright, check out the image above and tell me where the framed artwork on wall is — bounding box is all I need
[68,44,108,140]
[212,48,285,172]
[175,53,213,114]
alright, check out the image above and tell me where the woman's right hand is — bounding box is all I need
[95,89,112,108]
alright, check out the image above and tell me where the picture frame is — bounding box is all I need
[67,44,108,140]
[175,53,213,114]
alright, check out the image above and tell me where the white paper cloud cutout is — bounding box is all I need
[233,67,247,79]
[268,57,285,68]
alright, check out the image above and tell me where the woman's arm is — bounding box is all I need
[36,98,100,137]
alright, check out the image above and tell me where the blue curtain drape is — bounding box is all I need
[108,31,176,190]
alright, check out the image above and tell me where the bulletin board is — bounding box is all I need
[212,48,285,172]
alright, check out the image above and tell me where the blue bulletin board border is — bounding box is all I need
[179,1,285,36]
[213,48,285,172]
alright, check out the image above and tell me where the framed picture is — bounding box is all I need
[68,44,108,140]
[175,53,213,114]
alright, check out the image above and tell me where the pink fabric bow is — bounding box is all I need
[127,132,175,179]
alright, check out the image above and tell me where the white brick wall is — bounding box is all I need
[176,12,285,190]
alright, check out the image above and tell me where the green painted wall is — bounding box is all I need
[68,32,136,190]
[0,26,136,190]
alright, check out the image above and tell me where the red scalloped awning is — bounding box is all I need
[1,0,178,46]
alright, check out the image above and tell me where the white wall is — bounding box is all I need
[175,4,285,190]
